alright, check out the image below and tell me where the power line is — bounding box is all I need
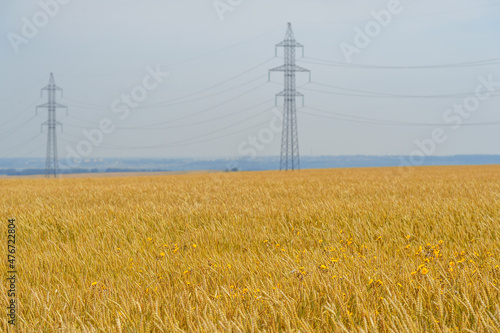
[0,81,43,103]
[0,100,41,131]
[99,106,274,149]
[0,133,42,158]
[302,106,500,127]
[138,58,276,108]
[62,79,274,133]
[301,56,500,70]
[118,99,274,130]
[64,106,275,150]
[304,81,500,99]
[64,114,98,126]
[60,120,271,151]
[137,75,268,109]
[302,106,413,126]
[56,26,283,78]
[64,57,276,110]
[62,99,274,131]
[0,115,38,142]
[62,80,271,130]
[128,81,271,126]
[21,141,46,158]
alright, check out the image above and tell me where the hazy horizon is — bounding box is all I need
[2,0,500,166]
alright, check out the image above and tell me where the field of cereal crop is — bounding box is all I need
[1,165,500,332]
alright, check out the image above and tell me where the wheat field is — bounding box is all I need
[1,165,500,332]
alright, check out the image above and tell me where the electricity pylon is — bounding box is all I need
[269,23,310,171]
[37,73,67,178]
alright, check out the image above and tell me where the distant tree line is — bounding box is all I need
[0,168,171,176]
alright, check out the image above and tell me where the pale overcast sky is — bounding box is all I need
[1,0,500,161]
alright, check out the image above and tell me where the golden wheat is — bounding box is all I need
[1,165,499,332]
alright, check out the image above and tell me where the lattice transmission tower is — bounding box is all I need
[269,23,310,171]
[37,73,67,178]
